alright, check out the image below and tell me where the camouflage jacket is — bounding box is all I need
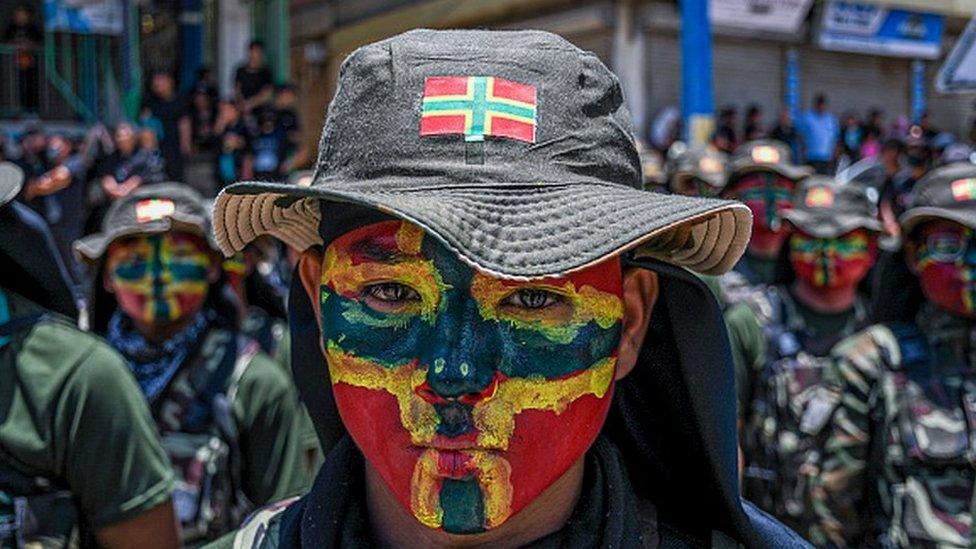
[806,305,976,547]
[739,285,867,536]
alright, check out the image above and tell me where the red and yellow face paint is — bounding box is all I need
[789,229,877,289]
[724,171,796,258]
[318,220,624,534]
[912,221,976,318]
[105,231,213,326]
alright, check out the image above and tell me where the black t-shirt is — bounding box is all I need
[3,22,41,44]
[235,66,273,100]
[144,95,188,154]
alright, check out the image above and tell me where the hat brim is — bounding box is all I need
[213,179,752,279]
[0,162,24,207]
[782,209,884,238]
[671,170,725,192]
[74,215,218,264]
[729,162,813,183]
[899,206,976,236]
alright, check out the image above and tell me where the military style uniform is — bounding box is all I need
[807,164,976,547]
[0,162,175,547]
[74,184,311,544]
[739,179,882,536]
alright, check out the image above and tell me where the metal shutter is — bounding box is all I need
[646,30,682,123]
[798,47,910,119]
[712,38,784,115]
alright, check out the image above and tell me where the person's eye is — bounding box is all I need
[362,282,421,310]
[501,288,565,310]
[928,235,964,258]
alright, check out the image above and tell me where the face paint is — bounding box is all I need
[106,231,213,325]
[674,177,719,198]
[319,220,624,534]
[912,221,976,318]
[789,229,876,289]
[223,253,247,297]
[725,172,796,257]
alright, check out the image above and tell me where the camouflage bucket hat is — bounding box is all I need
[212,29,751,279]
[781,176,883,238]
[727,140,812,185]
[900,163,976,236]
[74,182,218,263]
[667,145,728,193]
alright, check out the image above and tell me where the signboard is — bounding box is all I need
[44,0,124,35]
[710,0,813,34]
[818,1,943,59]
[937,16,976,93]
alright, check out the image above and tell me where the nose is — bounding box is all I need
[417,296,498,404]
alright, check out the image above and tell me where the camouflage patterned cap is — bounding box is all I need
[727,140,813,185]
[900,162,976,235]
[781,176,883,238]
[666,145,728,194]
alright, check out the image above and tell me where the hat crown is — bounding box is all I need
[912,163,976,210]
[312,29,641,190]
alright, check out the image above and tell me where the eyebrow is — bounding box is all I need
[349,239,414,263]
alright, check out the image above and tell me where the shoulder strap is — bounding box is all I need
[887,321,930,371]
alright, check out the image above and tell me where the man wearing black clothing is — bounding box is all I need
[144,71,191,180]
[234,41,274,114]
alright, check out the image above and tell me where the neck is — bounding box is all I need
[133,313,199,344]
[791,279,857,314]
[367,456,584,549]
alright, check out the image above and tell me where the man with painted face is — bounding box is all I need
[74,183,311,544]
[208,29,809,548]
[0,162,180,548]
[806,163,976,547]
[737,178,882,535]
[721,140,812,286]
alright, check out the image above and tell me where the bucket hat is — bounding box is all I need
[212,29,750,279]
[900,162,976,235]
[75,182,218,263]
[781,176,883,238]
[727,140,812,185]
[666,144,728,193]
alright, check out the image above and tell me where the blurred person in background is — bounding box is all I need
[807,163,976,547]
[739,179,882,537]
[75,183,311,544]
[144,71,191,180]
[251,108,286,181]
[859,126,882,159]
[839,113,863,163]
[190,88,216,153]
[100,122,146,202]
[214,100,253,188]
[234,41,274,115]
[137,126,168,184]
[665,144,728,197]
[770,107,801,162]
[799,94,838,174]
[716,105,739,153]
[743,104,765,142]
[3,4,41,112]
[273,84,309,175]
[0,162,180,549]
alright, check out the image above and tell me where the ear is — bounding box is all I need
[102,263,117,295]
[615,268,659,381]
[904,238,920,275]
[298,248,325,333]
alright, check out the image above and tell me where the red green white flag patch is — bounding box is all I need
[420,76,537,143]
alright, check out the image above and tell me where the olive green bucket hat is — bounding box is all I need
[782,176,883,238]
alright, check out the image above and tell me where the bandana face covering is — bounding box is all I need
[726,172,796,257]
[318,220,624,534]
[106,231,213,326]
[912,221,976,319]
[789,229,876,289]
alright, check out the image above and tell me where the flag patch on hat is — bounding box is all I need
[951,178,976,201]
[420,76,537,143]
[751,146,781,164]
[136,199,175,223]
[805,187,835,208]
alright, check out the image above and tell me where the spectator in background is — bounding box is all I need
[799,93,838,173]
[214,100,252,189]
[770,107,800,161]
[190,88,216,152]
[859,126,882,160]
[743,104,764,141]
[234,41,274,115]
[13,123,46,186]
[918,110,938,142]
[100,123,146,202]
[273,84,309,175]
[144,71,191,180]
[25,133,89,283]
[136,126,168,185]
[840,113,863,162]
[863,108,884,138]
[250,108,285,181]
[715,106,738,153]
[3,4,41,112]
[193,66,219,110]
